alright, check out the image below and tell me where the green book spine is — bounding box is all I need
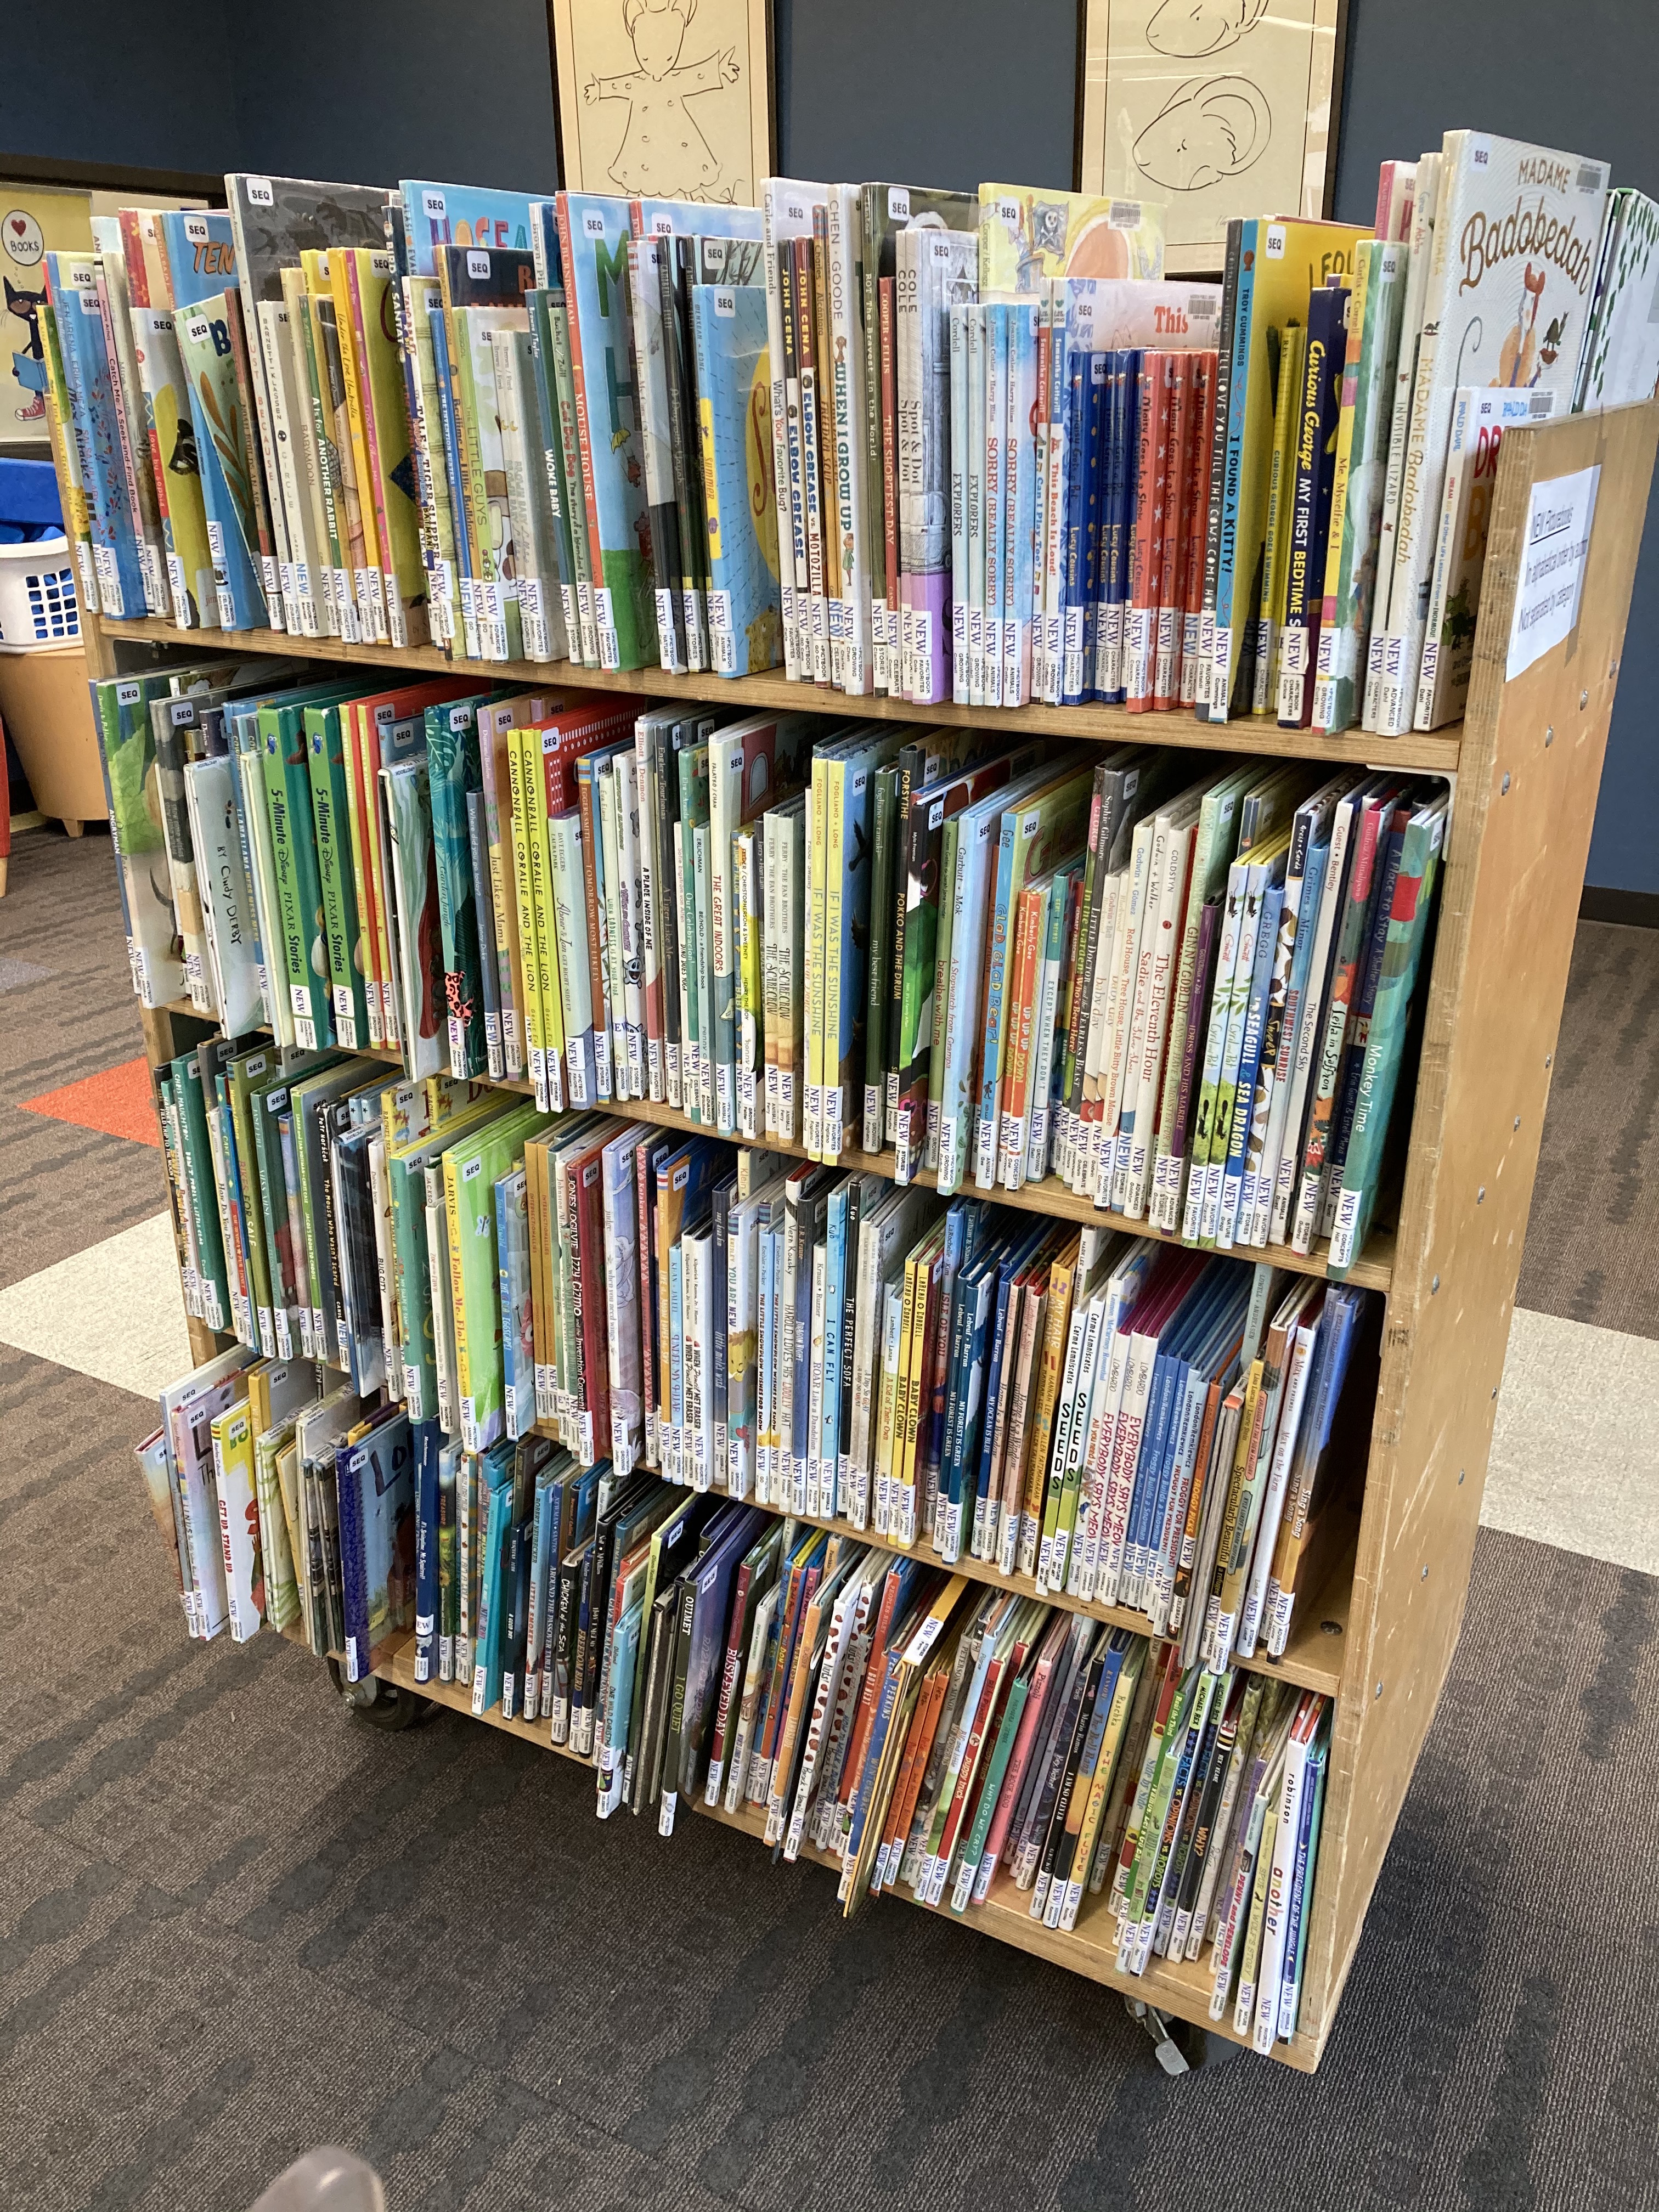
[444,1104,547,1452]
[259,705,333,1052]
[251,1080,298,1358]
[1327,809,1444,1274]
[306,704,369,1052]
[426,697,488,1081]
[172,1052,229,1332]
[227,1050,276,1353]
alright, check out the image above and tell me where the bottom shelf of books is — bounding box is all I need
[141,1240,1364,2076]
[363,1596,1335,2072]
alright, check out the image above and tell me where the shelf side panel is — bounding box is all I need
[1301,399,1659,2057]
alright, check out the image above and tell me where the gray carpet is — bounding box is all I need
[4,823,1659,2211]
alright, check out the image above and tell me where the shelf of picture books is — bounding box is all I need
[42,144,1656,762]
[60,128,1659,2078]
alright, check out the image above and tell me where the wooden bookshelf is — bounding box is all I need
[92,398,1659,2070]
[98,611,1466,775]
[153,1001,1397,1295]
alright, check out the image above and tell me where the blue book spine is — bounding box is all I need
[496,1175,520,1429]
[427,303,475,590]
[954,1264,1000,1536]
[1220,879,1287,1244]
[50,261,146,622]
[1141,1357,1198,1610]
[1059,318,1093,707]
[1092,349,1120,700]
[1076,350,1110,700]
[471,1471,508,1714]
[1280,1722,1330,2038]
[973,1265,1018,1556]
[1212,219,1260,722]
[820,1183,848,1509]
[399,181,534,280]
[335,1441,371,1678]
[791,1208,817,1498]
[972,805,1023,1188]
[1125,1347,1179,1606]
[935,1266,978,1558]
[413,1419,440,1683]
[1108,351,1143,704]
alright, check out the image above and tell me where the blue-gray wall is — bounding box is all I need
[1334,0,1659,894]
[4,0,1652,885]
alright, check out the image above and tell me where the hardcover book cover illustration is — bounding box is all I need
[560,192,658,671]
[979,186,1164,292]
[691,281,781,674]
[159,211,270,630]
[400,181,535,280]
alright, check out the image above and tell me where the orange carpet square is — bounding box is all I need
[19,1056,162,1147]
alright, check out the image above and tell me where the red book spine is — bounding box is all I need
[635,1132,657,1464]
[554,196,607,583]
[1125,354,1171,712]
[1154,353,1192,709]
[577,1149,611,1458]
[1179,354,1217,708]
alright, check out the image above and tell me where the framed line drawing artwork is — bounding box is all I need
[551,0,775,208]
[1077,0,1347,275]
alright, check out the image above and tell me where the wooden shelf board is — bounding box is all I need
[156,1010,1392,1295]
[97,613,1465,775]
[359,1626,1315,2071]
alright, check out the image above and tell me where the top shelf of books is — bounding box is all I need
[98,616,1466,776]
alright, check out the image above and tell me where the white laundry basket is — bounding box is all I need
[0,533,81,648]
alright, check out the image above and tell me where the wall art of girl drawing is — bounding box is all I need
[584,0,743,201]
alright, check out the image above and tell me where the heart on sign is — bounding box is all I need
[9,218,25,238]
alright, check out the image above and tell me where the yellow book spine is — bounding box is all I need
[508,728,548,1098]
[533,731,567,1110]
[1060,1644,1143,1931]
[1019,1243,1077,1570]
[484,719,526,1077]
[1210,1358,1266,1627]
[328,251,381,571]
[443,1148,471,1416]
[894,1244,937,1549]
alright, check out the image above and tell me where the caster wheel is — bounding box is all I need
[326,1657,433,1731]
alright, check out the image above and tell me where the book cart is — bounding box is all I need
[86,398,1659,2071]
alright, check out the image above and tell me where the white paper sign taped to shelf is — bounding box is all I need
[1507,464,1599,681]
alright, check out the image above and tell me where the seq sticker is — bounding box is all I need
[714,289,736,318]
[467,250,490,279]
[889,187,911,223]
[584,210,606,237]
[245,177,274,207]
[1266,225,1287,259]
